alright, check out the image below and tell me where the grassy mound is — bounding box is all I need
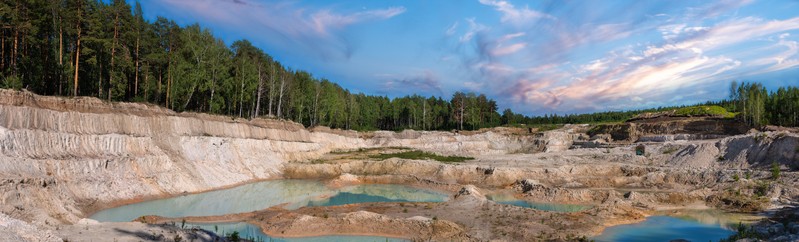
[370,150,474,163]
[674,105,736,118]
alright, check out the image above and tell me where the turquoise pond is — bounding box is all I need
[187,222,407,242]
[593,209,760,242]
[90,179,448,222]
[88,179,755,241]
[486,193,591,212]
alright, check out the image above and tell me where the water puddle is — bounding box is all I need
[486,193,591,212]
[593,209,761,242]
[90,179,448,222]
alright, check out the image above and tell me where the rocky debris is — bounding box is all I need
[452,185,488,207]
[260,210,471,241]
[514,179,542,193]
[0,213,61,242]
[327,173,361,187]
[54,221,226,242]
[589,117,748,142]
[732,206,799,242]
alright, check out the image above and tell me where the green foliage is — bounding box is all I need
[1,75,23,90]
[370,150,474,163]
[754,181,770,197]
[228,231,240,242]
[771,162,780,180]
[729,81,799,127]
[733,173,739,182]
[720,222,763,242]
[745,171,751,180]
[674,105,735,118]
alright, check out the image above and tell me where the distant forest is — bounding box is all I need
[1,1,797,130]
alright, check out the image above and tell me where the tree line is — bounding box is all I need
[0,0,504,131]
[729,81,799,127]
[2,1,796,131]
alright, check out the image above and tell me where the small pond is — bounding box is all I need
[90,179,448,222]
[593,209,760,242]
[486,193,591,212]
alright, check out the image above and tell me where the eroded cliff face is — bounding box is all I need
[0,90,546,227]
[0,90,368,226]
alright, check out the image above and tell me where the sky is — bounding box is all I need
[136,0,799,115]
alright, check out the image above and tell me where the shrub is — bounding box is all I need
[733,174,740,182]
[229,231,240,242]
[754,181,770,197]
[745,171,751,180]
[1,75,23,89]
[771,162,781,179]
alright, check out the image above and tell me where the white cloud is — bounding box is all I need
[446,21,459,36]
[310,7,406,36]
[460,18,487,42]
[478,0,554,25]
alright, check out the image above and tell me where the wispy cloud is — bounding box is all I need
[478,0,554,25]
[381,71,444,96]
[156,0,406,60]
[449,0,799,114]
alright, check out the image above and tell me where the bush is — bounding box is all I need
[733,174,740,182]
[1,75,23,89]
[754,181,770,197]
[229,231,240,242]
[771,162,781,180]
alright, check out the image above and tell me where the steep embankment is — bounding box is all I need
[0,90,367,227]
[0,89,548,228]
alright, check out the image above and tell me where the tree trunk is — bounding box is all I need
[459,96,464,130]
[58,25,62,66]
[255,62,263,117]
[238,59,244,117]
[423,101,426,130]
[166,49,172,108]
[134,37,139,96]
[313,84,320,126]
[12,22,18,75]
[277,71,286,118]
[268,63,275,116]
[108,10,119,101]
[209,65,216,113]
[2,28,5,71]
[73,6,81,97]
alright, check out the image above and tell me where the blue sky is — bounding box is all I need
[137,0,799,115]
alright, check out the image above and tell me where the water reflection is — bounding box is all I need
[593,209,760,242]
[90,180,448,222]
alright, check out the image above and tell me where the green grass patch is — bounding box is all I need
[369,150,474,163]
[674,105,735,118]
[330,146,410,155]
